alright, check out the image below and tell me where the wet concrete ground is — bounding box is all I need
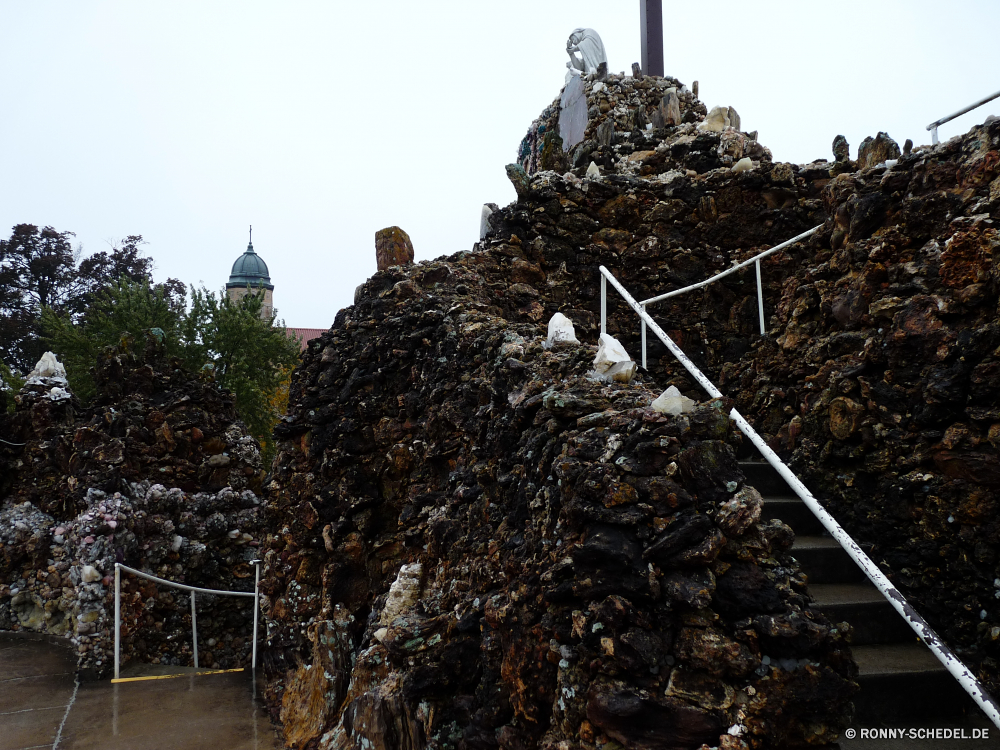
[0,633,281,750]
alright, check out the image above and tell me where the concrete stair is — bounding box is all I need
[741,459,1000,746]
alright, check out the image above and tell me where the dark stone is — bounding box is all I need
[586,685,721,750]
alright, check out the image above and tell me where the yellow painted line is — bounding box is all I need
[111,668,244,683]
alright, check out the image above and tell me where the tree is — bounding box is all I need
[42,278,183,403]
[0,225,182,374]
[0,225,79,371]
[42,279,301,463]
[182,285,301,450]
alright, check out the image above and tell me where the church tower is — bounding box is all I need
[226,229,274,320]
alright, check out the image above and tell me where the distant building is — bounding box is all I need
[225,234,323,353]
[286,328,326,353]
[226,239,274,320]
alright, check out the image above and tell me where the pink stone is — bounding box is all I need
[107,520,117,529]
[83,536,95,544]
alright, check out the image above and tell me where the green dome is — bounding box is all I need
[226,241,273,291]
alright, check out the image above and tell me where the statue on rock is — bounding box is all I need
[565,28,607,82]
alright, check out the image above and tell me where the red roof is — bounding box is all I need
[286,327,326,353]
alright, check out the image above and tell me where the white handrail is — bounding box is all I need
[114,561,261,679]
[640,225,822,307]
[604,225,821,368]
[599,264,1000,730]
[927,89,1000,145]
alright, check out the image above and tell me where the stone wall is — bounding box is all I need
[0,336,267,678]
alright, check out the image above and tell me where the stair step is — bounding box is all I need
[810,583,917,646]
[740,460,789,495]
[850,643,972,723]
[761,497,825,535]
[791,536,866,584]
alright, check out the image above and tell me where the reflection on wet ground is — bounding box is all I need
[0,633,280,750]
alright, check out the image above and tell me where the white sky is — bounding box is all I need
[2,1,998,329]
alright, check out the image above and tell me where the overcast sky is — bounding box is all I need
[2,1,998,329]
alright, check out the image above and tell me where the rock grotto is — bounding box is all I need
[2,58,1000,750]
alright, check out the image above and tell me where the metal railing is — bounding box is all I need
[600,225,822,369]
[114,561,262,680]
[927,89,1000,145]
[598,265,1000,730]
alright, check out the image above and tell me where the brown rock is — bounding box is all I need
[857,131,901,171]
[375,226,414,271]
[829,397,865,439]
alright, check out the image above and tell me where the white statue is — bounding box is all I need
[565,28,607,81]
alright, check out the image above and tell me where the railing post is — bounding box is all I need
[191,592,198,669]
[252,560,261,672]
[931,125,939,145]
[114,563,121,679]
[640,307,647,370]
[755,259,765,335]
[600,273,607,335]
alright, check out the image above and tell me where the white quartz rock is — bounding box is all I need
[651,386,696,415]
[545,312,580,348]
[586,161,601,178]
[29,351,67,380]
[380,562,422,627]
[81,565,101,583]
[26,352,70,393]
[698,106,731,132]
[731,157,753,173]
[605,360,637,383]
[593,333,630,374]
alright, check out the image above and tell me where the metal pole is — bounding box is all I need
[927,88,1000,141]
[251,560,260,672]
[114,563,121,679]
[600,274,606,335]
[641,312,647,370]
[641,225,821,307]
[755,259,765,335]
[191,592,198,669]
[639,0,664,77]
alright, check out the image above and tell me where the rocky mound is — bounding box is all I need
[264,277,856,749]
[493,75,1000,697]
[0,336,267,677]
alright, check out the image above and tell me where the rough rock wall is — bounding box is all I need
[263,266,856,748]
[0,336,266,677]
[721,119,1000,691]
[502,79,1000,695]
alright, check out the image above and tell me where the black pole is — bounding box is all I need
[639,0,664,77]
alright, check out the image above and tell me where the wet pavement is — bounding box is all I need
[0,633,281,750]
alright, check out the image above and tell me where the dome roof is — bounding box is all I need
[226,241,274,291]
